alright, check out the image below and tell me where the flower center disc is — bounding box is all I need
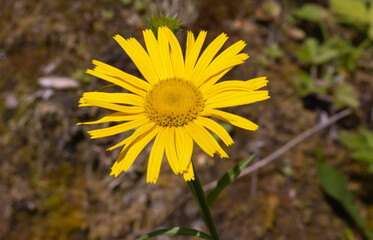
[145,78,204,127]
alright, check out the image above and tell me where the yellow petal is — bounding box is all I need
[185,30,207,81]
[197,40,247,87]
[107,121,156,151]
[205,90,269,109]
[199,67,234,95]
[91,60,151,92]
[81,92,144,106]
[185,31,195,60]
[182,161,195,182]
[79,99,144,114]
[147,128,166,183]
[114,35,159,85]
[191,33,228,83]
[197,53,249,88]
[165,27,185,78]
[77,112,143,125]
[185,121,228,158]
[86,69,147,97]
[157,27,174,79]
[175,127,193,170]
[110,126,160,177]
[201,108,259,131]
[143,29,162,82]
[197,117,234,146]
[88,115,148,139]
[164,127,180,174]
[203,77,268,97]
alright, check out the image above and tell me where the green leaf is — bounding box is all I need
[330,0,373,39]
[264,43,284,59]
[293,4,328,23]
[296,38,339,65]
[359,128,373,148]
[332,84,359,108]
[330,0,370,24]
[206,155,254,206]
[296,38,318,63]
[340,128,373,169]
[351,150,373,163]
[293,72,319,97]
[339,133,368,150]
[136,227,212,240]
[316,163,373,239]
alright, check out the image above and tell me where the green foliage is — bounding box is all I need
[333,84,359,108]
[147,13,182,37]
[296,38,338,65]
[340,128,373,172]
[136,227,212,240]
[293,68,358,108]
[293,4,328,23]
[264,43,284,59]
[293,71,324,97]
[316,163,373,239]
[330,0,370,23]
[206,155,254,206]
[328,37,371,72]
[294,34,362,108]
[330,0,373,39]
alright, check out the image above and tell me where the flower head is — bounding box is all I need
[79,26,269,183]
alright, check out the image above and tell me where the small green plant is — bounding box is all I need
[340,128,373,173]
[327,36,371,72]
[296,38,338,65]
[293,67,358,108]
[264,43,284,59]
[330,0,373,39]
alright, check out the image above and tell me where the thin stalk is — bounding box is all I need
[187,164,220,240]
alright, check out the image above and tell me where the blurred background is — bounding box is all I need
[1,0,373,239]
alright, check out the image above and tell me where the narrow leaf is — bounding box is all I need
[351,150,373,163]
[316,163,373,239]
[207,155,254,206]
[136,227,212,240]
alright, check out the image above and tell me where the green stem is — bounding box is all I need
[187,164,220,240]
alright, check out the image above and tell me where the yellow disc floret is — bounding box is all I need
[145,78,204,127]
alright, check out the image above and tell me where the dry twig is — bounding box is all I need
[203,109,353,192]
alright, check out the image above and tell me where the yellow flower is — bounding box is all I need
[79,26,269,183]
